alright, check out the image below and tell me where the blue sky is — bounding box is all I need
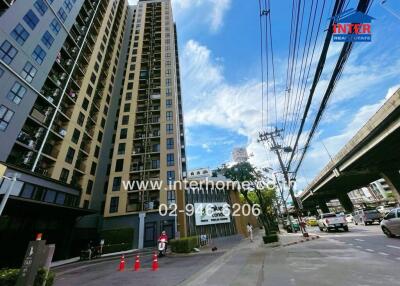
[130,0,400,192]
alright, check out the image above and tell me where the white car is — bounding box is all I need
[345,214,354,223]
[318,213,349,232]
[380,207,400,237]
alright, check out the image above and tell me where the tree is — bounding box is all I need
[219,162,278,236]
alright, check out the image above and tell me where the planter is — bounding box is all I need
[263,234,279,244]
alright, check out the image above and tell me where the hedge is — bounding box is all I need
[169,236,198,253]
[0,268,55,286]
[100,228,134,254]
[263,234,279,244]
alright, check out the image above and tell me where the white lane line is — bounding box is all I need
[365,249,374,252]
[354,239,365,242]
[378,252,389,256]
[387,245,400,250]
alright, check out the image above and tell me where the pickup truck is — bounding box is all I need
[318,213,349,232]
[353,209,383,225]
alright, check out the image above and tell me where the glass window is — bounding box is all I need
[65,147,75,163]
[50,18,61,34]
[59,168,69,183]
[32,45,46,65]
[167,153,174,166]
[167,171,175,182]
[86,179,93,194]
[90,162,97,175]
[94,145,100,158]
[167,190,175,205]
[115,159,124,172]
[64,0,73,12]
[118,143,125,155]
[122,115,129,125]
[10,24,30,45]
[0,105,14,131]
[44,190,56,203]
[23,10,40,30]
[41,31,54,48]
[112,177,121,192]
[20,183,35,198]
[166,111,173,121]
[120,128,127,139]
[166,78,171,86]
[21,62,37,83]
[34,0,48,16]
[124,103,130,112]
[0,40,18,64]
[57,7,67,22]
[166,99,172,108]
[77,112,85,126]
[166,124,173,134]
[109,197,119,213]
[72,128,80,143]
[7,82,26,104]
[166,88,171,96]
[55,192,65,204]
[167,138,174,149]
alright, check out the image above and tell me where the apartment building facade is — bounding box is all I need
[0,0,187,264]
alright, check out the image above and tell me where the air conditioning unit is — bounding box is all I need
[66,59,73,66]
[72,47,78,54]
[23,151,34,165]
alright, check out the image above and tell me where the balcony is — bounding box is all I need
[30,105,53,126]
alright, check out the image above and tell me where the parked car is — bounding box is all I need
[283,217,300,233]
[377,205,393,215]
[318,213,348,232]
[353,209,383,225]
[345,213,354,223]
[306,217,318,226]
[380,208,400,237]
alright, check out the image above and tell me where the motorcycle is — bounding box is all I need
[158,238,167,257]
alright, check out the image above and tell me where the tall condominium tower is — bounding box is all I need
[0,0,186,265]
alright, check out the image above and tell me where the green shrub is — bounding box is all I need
[0,268,19,286]
[263,234,279,244]
[34,268,55,286]
[169,236,198,253]
[100,228,134,254]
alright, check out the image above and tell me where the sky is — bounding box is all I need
[129,0,400,194]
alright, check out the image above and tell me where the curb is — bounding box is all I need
[281,235,320,247]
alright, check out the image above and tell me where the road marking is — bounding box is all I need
[387,245,400,250]
[354,239,365,242]
[365,249,374,252]
[348,243,354,246]
[396,257,400,261]
[378,252,389,256]
[356,245,362,248]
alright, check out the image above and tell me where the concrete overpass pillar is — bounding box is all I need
[337,193,354,213]
[317,198,330,213]
[380,171,400,204]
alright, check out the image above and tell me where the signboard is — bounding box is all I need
[16,240,47,286]
[194,202,231,226]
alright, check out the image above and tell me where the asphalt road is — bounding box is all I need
[308,223,400,262]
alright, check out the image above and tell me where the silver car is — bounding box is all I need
[380,207,400,237]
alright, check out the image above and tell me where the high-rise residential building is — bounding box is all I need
[0,0,186,265]
[232,147,248,163]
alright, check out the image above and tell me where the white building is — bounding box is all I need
[232,147,248,163]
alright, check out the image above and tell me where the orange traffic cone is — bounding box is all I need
[152,252,159,271]
[118,255,125,271]
[134,255,140,271]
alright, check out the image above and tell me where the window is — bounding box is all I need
[109,197,119,213]
[41,31,54,48]
[124,103,130,112]
[34,0,48,16]
[0,105,14,131]
[83,200,89,209]
[115,159,124,172]
[166,124,173,134]
[97,131,103,142]
[167,171,175,182]
[112,177,121,192]
[57,8,67,22]
[166,99,172,108]
[167,153,174,166]
[50,18,61,34]
[167,138,174,149]
[72,128,80,143]
[77,112,85,126]
[94,145,100,158]
[166,79,171,86]
[120,128,127,139]
[82,98,89,109]
[23,10,39,30]
[166,88,171,97]
[65,147,75,164]
[118,143,125,155]
[44,190,56,203]
[166,111,173,121]
[63,0,73,12]
[21,183,35,199]
[7,82,26,104]
[167,190,176,205]
[90,73,96,84]
[21,62,37,83]
[32,45,46,65]
[86,180,93,194]
[10,24,29,45]
[59,168,69,183]
[0,40,18,64]
[90,162,97,175]
[122,115,129,125]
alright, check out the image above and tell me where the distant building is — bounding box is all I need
[232,147,248,163]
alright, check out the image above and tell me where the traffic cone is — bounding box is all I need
[152,252,159,271]
[134,255,140,271]
[118,255,125,271]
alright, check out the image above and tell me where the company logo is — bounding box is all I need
[331,9,375,42]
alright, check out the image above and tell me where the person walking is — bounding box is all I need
[247,223,253,242]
